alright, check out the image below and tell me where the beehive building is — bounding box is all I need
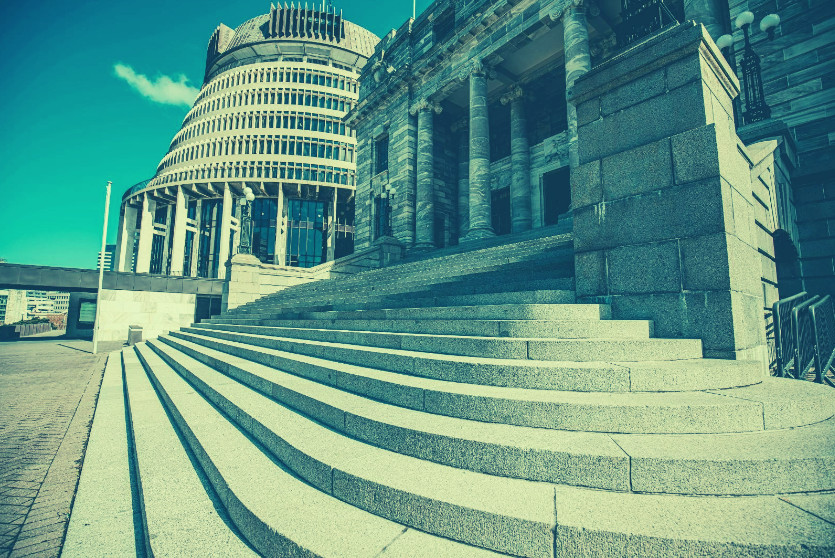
[114,4,378,278]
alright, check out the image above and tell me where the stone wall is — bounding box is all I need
[222,237,406,311]
[727,0,835,298]
[570,22,767,363]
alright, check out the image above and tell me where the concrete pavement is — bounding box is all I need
[0,337,121,558]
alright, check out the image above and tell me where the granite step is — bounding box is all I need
[62,354,139,558]
[160,333,832,433]
[121,349,256,556]
[151,336,835,496]
[250,318,653,339]
[188,322,703,361]
[221,291,580,320]
[133,342,557,558]
[169,328,757,392]
[228,272,576,314]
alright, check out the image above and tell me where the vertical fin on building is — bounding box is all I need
[204,24,235,81]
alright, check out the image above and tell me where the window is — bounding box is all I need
[374,194,392,239]
[375,134,389,174]
[526,68,568,144]
[489,103,511,161]
[434,7,455,44]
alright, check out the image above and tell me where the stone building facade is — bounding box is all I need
[115,5,378,279]
[348,0,834,298]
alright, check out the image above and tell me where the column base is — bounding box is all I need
[460,227,496,242]
[411,242,436,252]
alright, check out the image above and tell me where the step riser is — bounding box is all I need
[144,342,557,558]
[247,319,653,339]
[230,290,578,316]
[157,335,835,497]
[164,333,773,433]
[191,323,702,362]
[152,338,632,490]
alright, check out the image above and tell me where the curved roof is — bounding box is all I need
[207,11,378,74]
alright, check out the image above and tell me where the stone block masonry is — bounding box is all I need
[569,22,767,362]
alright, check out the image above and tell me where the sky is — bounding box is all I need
[0,0,433,269]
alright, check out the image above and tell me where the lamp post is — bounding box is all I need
[238,186,256,255]
[92,181,112,355]
[716,11,781,126]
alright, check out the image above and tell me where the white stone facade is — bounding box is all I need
[115,5,378,279]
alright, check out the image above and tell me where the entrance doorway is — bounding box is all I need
[542,167,571,225]
[491,188,510,236]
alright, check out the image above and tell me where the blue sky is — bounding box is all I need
[0,0,432,269]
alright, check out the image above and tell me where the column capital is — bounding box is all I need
[458,59,494,82]
[549,0,591,22]
[500,86,524,105]
[409,98,443,116]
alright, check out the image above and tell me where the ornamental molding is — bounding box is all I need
[549,0,589,22]
[409,98,443,116]
[500,86,524,105]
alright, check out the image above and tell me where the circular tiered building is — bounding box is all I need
[114,4,378,278]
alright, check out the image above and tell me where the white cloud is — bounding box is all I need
[113,63,198,107]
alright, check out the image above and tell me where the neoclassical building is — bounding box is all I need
[115,4,378,278]
[347,0,835,298]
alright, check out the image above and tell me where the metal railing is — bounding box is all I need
[772,291,835,386]
[810,295,835,386]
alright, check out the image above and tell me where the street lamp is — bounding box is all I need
[716,10,781,126]
[238,186,256,255]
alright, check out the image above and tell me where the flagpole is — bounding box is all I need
[92,181,111,355]
[413,0,416,19]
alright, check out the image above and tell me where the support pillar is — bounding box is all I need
[135,194,155,274]
[169,186,187,275]
[115,203,137,272]
[683,0,724,42]
[563,1,592,170]
[412,100,440,249]
[456,124,469,239]
[274,185,287,266]
[217,184,233,279]
[503,87,532,232]
[569,22,766,362]
[465,63,494,240]
[327,187,337,261]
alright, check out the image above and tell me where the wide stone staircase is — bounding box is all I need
[65,230,835,557]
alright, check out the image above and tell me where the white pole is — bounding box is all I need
[92,181,112,355]
[413,0,416,19]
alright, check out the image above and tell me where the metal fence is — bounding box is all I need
[772,291,835,386]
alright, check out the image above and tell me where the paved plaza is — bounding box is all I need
[0,336,120,558]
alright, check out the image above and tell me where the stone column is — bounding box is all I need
[274,185,287,266]
[503,87,532,232]
[115,203,137,272]
[456,123,470,238]
[168,186,188,275]
[134,194,155,274]
[563,1,592,170]
[569,22,766,362]
[327,187,338,261]
[465,62,495,240]
[683,0,724,42]
[411,100,441,249]
[217,184,233,279]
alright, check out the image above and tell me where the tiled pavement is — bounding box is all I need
[0,337,121,558]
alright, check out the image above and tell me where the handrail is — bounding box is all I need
[810,295,835,386]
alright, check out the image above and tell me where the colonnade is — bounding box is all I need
[407,0,730,248]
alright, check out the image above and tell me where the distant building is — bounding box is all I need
[115,4,378,278]
[97,244,116,271]
[0,290,7,323]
